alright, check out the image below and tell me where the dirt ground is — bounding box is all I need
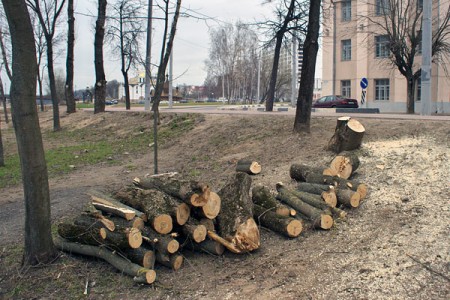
[0,110,449,299]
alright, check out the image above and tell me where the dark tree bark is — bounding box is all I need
[293,0,321,133]
[26,0,66,131]
[266,0,297,112]
[94,0,107,114]
[65,0,76,114]
[0,75,5,167]
[2,0,57,265]
[0,30,10,123]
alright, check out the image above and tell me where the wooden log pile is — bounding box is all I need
[55,147,369,285]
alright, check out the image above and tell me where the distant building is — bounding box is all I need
[322,0,450,113]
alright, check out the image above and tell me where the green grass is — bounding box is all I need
[0,114,199,188]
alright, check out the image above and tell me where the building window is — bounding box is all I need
[375,79,390,100]
[341,39,351,61]
[376,0,388,15]
[416,77,421,101]
[341,80,351,97]
[342,0,351,21]
[375,35,390,58]
[417,0,423,10]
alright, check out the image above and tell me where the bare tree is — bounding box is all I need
[293,0,321,133]
[106,79,119,99]
[108,0,145,110]
[0,72,4,166]
[259,0,308,111]
[26,0,66,131]
[94,0,107,114]
[2,0,57,265]
[65,0,75,113]
[0,26,11,122]
[362,0,450,114]
[151,0,182,174]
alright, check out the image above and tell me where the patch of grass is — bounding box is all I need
[76,103,94,109]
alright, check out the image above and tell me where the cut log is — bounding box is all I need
[82,203,115,231]
[236,159,262,175]
[133,177,210,207]
[92,202,136,221]
[296,182,337,207]
[88,190,147,221]
[198,218,215,232]
[253,204,303,238]
[216,173,260,253]
[251,185,296,217]
[155,252,183,271]
[58,222,107,246]
[327,117,365,153]
[54,238,156,284]
[104,227,142,249]
[183,238,225,256]
[74,214,115,232]
[336,189,361,208]
[199,191,221,220]
[109,216,145,231]
[276,185,333,230]
[141,226,179,254]
[180,219,207,243]
[121,247,156,269]
[291,170,368,199]
[330,151,360,179]
[278,184,346,219]
[289,164,339,182]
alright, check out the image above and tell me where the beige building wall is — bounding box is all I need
[322,0,450,113]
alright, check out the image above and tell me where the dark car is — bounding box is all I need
[313,95,359,108]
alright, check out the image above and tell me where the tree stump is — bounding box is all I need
[327,117,365,153]
[214,172,260,253]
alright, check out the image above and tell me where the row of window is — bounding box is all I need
[340,79,390,100]
[341,0,423,22]
[341,35,390,61]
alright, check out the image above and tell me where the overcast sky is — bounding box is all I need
[72,0,275,90]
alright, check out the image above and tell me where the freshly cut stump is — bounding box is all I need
[327,117,365,153]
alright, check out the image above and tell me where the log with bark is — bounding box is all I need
[109,216,145,231]
[104,227,142,249]
[290,166,368,199]
[155,251,184,271]
[194,191,221,220]
[141,226,180,254]
[121,246,156,269]
[336,188,361,208]
[83,203,116,231]
[276,185,333,230]
[213,172,260,253]
[251,185,296,217]
[236,159,262,175]
[183,238,225,256]
[327,117,365,153]
[277,183,346,219]
[88,190,147,221]
[253,204,303,238]
[198,218,215,232]
[54,238,156,284]
[74,214,115,232]
[133,176,210,207]
[296,182,337,207]
[179,218,207,243]
[57,222,106,246]
[329,151,360,179]
[290,164,339,182]
[92,202,136,221]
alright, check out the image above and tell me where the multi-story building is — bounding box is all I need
[322,0,450,113]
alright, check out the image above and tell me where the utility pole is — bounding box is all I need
[168,49,173,108]
[257,49,261,103]
[144,0,153,111]
[421,0,432,115]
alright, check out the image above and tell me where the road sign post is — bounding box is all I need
[360,77,368,107]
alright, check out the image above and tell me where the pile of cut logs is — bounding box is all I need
[55,151,368,284]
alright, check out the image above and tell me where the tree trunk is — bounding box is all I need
[293,0,321,133]
[253,204,303,238]
[266,31,284,112]
[65,0,76,114]
[46,38,61,131]
[3,0,57,266]
[123,71,131,110]
[0,74,8,124]
[296,182,337,207]
[94,0,107,114]
[330,151,360,179]
[54,238,156,284]
[276,186,333,230]
[406,76,415,114]
[251,185,295,217]
[327,117,365,153]
[236,159,261,175]
[215,172,260,253]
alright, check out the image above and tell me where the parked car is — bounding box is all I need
[312,95,359,108]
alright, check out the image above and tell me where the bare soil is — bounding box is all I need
[0,110,449,299]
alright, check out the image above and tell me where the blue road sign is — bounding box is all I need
[360,77,368,89]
